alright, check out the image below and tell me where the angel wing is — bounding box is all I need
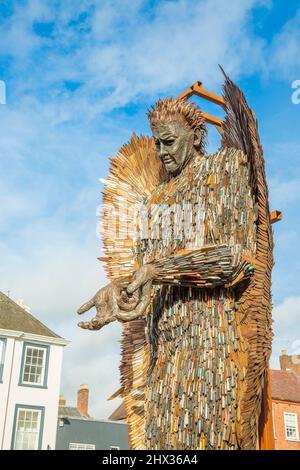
[101,133,166,449]
[221,70,274,449]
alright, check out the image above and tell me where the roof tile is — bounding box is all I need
[270,369,300,403]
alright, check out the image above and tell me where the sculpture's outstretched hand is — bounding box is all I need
[77,282,121,330]
[77,278,153,331]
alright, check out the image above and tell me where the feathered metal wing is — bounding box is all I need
[221,71,274,449]
[101,133,167,449]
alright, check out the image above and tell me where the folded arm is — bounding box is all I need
[151,244,253,288]
[127,244,254,294]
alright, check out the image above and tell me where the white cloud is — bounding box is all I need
[269,8,300,79]
[59,320,123,419]
[269,175,300,208]
[270,296,300,368]
[0,0,53,61]
[2,0,270,118]
[82,0,268,111]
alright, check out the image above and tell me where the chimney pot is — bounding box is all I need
[59,394,66,406]
[77,384,89,417]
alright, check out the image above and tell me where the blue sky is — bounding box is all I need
[0,0,300,418]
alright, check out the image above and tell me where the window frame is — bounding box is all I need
[69,442,96,450]
[284,412,299,441]
[19,342,50,388]
[0,337,7,383]
[272,405,277,440]
[11,404,45,450]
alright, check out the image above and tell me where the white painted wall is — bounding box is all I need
[0,331,67,450]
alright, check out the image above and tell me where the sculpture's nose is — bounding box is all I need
[160,143,168,157]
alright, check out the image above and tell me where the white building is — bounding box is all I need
[0,291,69,450]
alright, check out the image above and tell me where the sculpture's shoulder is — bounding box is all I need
[146,147,249,205]
[205,146,248,171]
[183,148,249,193]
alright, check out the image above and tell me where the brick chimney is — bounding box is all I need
[59,394,66,406]
[77,384,89,417]
[279,350,300,376]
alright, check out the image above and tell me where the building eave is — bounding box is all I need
[0,328,70,346]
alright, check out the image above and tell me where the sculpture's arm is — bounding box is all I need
[127,244,253,293]
[151,244,253,288]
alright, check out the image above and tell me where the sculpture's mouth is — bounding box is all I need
[162,156,175,166]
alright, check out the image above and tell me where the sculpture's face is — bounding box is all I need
[152,121,197,176]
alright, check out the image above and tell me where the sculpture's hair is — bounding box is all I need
[147,97,207,154]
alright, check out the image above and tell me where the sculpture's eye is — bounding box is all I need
[163,139,175,146]
[154,139,160,149]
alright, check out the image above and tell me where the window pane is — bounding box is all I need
[14,409,41,450]
[18,410,25,421]
[22,346,46,385]
[285,413,299,440]
[69,443,95,450]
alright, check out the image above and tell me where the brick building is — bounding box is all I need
[271,351,300,450]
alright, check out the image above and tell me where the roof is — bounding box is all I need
[108,401,126,421]
[0,291,61,338]
[58,406,89,420]
[59,406,127,425]
[270,369,300,403]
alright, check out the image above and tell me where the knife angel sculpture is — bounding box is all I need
[78,72,274,450]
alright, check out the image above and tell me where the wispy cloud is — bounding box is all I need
[59,320,123,418]
[271,296,300,369]
[269,7,300,79]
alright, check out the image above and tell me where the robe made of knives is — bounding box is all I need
[132,147,257,449]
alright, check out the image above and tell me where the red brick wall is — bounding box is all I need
[272,401,300,450]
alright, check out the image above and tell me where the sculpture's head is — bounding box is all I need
[148,97,207,176]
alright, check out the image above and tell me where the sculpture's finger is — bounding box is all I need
[116,297,139,311]
[117,280,152,321]
[78,317,104,331]
[127,270,147,294]
[78,320,93,329]
[77,297,95,315]
[116,289,140,311]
